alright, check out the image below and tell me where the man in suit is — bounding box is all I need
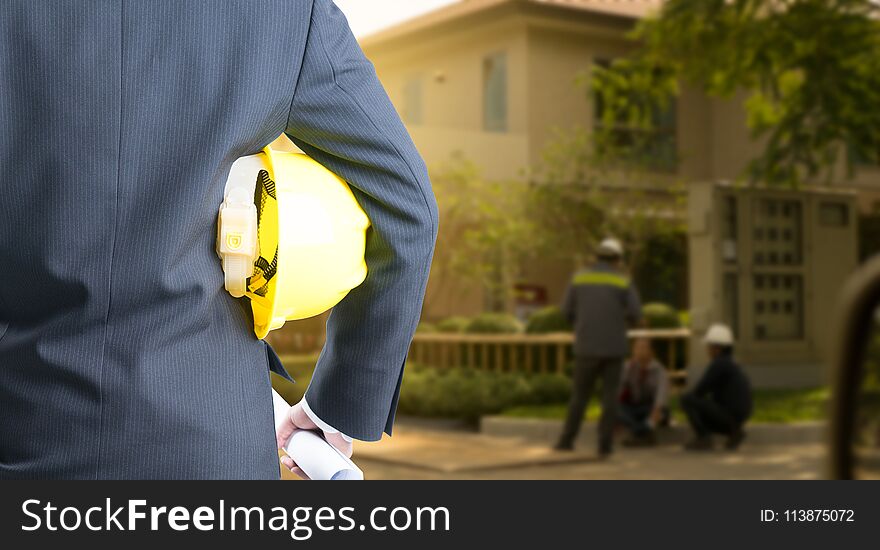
[0,0,437,479]
[554,238,642,457]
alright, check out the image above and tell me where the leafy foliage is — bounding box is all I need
[464,312,524,334]
[435,316,472,333]
[397,366,571,422]
[594,0,880,186]
[529,125,688,279]
[426,155,539,311]
[525,306,572,334]
[642,302,683,329]
[273,357,572,423]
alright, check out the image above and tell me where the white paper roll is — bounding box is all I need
[272,389,364,481]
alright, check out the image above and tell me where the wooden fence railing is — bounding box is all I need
[409,328,691,377]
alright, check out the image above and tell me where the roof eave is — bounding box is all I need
[359,0,643,49]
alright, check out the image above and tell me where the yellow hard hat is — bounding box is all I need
[217,145,370,339]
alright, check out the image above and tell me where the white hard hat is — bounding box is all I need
[704,323,735,346]
[597,238,624,258]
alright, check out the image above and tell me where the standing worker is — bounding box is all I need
[680,324,752,451]
[555,238,642,457]
[0,0,437,479]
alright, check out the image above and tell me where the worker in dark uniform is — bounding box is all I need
[681,324,753,451]
[555,238,642,457]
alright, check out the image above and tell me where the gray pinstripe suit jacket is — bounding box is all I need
[0,0,438,479]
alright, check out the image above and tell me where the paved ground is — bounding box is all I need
[350,422,826,480]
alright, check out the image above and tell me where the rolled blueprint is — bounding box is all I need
[272,389,364,481]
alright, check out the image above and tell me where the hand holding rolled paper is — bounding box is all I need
[273,390,363,480]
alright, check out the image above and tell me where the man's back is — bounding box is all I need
[562,262,641,358]
[0,1,438,479]
[693,355,753,422]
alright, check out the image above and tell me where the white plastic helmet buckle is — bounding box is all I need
[218,157,262,298]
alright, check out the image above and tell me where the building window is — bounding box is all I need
[593,58,678,171]
[848,142,879,167]
[722,273,739,338]
[751,197,805,341]
[753,274,804,341]
[721,195,738,264]
[752,198,802,267]
[402,75,423,125]
[482,52,508,132]
[819,202,849,227]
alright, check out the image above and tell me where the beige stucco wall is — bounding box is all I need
[361,12,775,189]
[365,16,531,181]
[523,25,620,164]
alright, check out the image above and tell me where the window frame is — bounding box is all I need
[482,51,509,133]
[592,57,679,172]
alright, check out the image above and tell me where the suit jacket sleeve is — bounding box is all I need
[284,0,439,441]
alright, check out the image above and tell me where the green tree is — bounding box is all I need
[593,0,880,187]
[426,155,538,312]
[529,121,687,284]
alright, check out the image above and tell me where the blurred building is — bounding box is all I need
[362,0,880,195]
[688,181,857,386]
[356,0,873,385]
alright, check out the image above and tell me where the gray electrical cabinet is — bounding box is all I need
[688,181,858,388]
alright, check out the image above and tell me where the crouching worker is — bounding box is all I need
[681,324,752,451]
[618,338,669,447]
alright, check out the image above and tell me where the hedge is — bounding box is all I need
[525,306,571,334]
[640,302,685,370]
[464,313,523,334]
[435,316,471,333]
[274,358,574,423]
[396,365,570,422]
[641,302,682,329]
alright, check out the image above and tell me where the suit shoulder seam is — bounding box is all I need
[310,5,437,243]
[286,0,318,127]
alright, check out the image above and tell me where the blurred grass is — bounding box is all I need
[502,387,832,424]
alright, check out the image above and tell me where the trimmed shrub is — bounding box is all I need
[464,313,523,334]
[397,366,571,422]
[639,302,685,370]
[526,373,572,404]
[435,316,471,333]
[642,302,681,329]
[273,357,574,424]
[525,306,572,334]
[678,310,690,328]
[416,322,437,333]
